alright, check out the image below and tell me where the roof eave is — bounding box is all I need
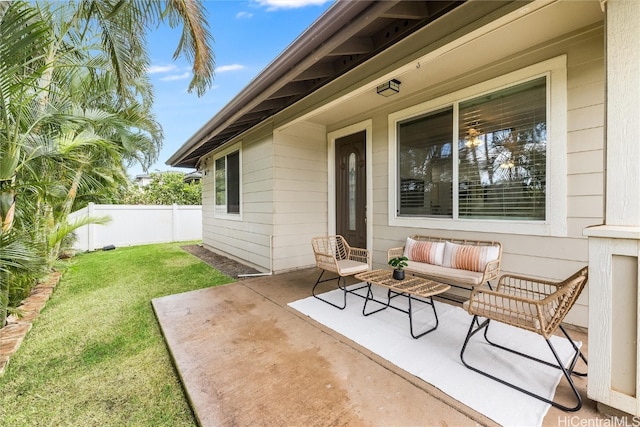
[166,0,383,168]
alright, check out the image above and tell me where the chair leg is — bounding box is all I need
[558,324,588,377]
[460,315,585,412]
[312,270,348,310]
[482,321,588,377]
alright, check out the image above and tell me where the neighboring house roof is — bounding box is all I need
[166,0,466,169]
[183,171,202,183]
[134,171,201,186]
[133,174,153,187]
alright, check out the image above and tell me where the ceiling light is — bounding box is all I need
[377,79,401,97]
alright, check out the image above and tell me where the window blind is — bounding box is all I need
[458,77,546,220]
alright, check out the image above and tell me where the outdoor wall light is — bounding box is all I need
[199,158,210,175]
[377,79,401,97]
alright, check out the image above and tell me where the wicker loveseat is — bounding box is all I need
[387,235,502,291]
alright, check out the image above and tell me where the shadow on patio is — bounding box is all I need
[152,268,605,427]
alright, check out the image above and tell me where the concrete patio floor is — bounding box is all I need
[152,267,607,427]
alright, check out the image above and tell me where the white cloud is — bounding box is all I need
[215,64,246,73]
[236,11,253,19]
[159,72,191,81]
[148,64,178,74]
[254,0,330,11]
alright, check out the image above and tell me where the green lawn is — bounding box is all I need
[0,242,234,427]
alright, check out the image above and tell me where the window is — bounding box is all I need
[215,150,240,214]
[389,56,567,236]
[397,78,546,221]
[458,77,546,220]
[398,107,454,217]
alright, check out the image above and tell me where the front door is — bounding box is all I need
[335,131,366,249]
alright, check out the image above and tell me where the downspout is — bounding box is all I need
[601,0,608,224]
[238,235,273,277]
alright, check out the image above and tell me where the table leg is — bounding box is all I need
[408,295,439,339]
[362,283,391,316]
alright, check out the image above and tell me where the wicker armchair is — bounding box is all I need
[460,267,588,411]
[310,235,370,309]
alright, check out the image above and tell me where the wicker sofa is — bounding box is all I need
[387,235,502,291]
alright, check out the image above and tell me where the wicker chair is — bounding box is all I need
[310,235,370,309]
[460,267,588,411]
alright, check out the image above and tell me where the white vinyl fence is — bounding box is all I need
[69,203,202,251]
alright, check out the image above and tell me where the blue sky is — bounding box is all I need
[132,0,334,177]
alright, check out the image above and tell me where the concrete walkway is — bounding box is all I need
[152,268,603,427]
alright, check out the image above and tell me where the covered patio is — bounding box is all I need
[152,267,605,426]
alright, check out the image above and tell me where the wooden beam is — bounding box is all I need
[329,37,375,55]
[291,62,335,81]
[381,2,429,20]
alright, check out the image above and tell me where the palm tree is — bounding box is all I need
[0,0,215,327]
[0,2,53,325]
[63,0,214,99]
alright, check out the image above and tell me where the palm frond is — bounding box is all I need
[48,214,110,252]
[165,0,214,96]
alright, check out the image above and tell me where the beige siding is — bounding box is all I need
[201,128,276,272]
[197,4,603,328]
[364,27,604,328]
[272,122,328,272]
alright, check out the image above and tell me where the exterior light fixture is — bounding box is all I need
[377,79,401,97]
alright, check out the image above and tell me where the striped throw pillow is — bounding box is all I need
[403,238,445,265]
[442,241,499,272]
[411,241,445,265]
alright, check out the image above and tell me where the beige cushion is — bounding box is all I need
[405,261,484,286]
[337,259,369,275]
[442,241,499,272]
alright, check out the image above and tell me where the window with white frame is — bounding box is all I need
[214,150,240,215]
[458,78,546,220]
[389,56,567,236]
[397,107,454,217]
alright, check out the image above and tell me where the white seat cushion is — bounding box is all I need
[405,261,484,286]
[337,259,369,275]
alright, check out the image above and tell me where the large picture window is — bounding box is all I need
[397,77,546,221]
[458,77,546,220]
[215,150,240,214]
[390,56,567,236]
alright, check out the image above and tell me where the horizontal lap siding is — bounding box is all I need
[370,28,604,328]
[561,31,604,325]
[273,122,327,272]
[202,134,275,272]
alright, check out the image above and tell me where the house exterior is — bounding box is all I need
[133,173,153,187]
[133,171,201,186]
[169,0,640,416]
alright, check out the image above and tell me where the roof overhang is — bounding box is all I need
[166,0,467,169]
